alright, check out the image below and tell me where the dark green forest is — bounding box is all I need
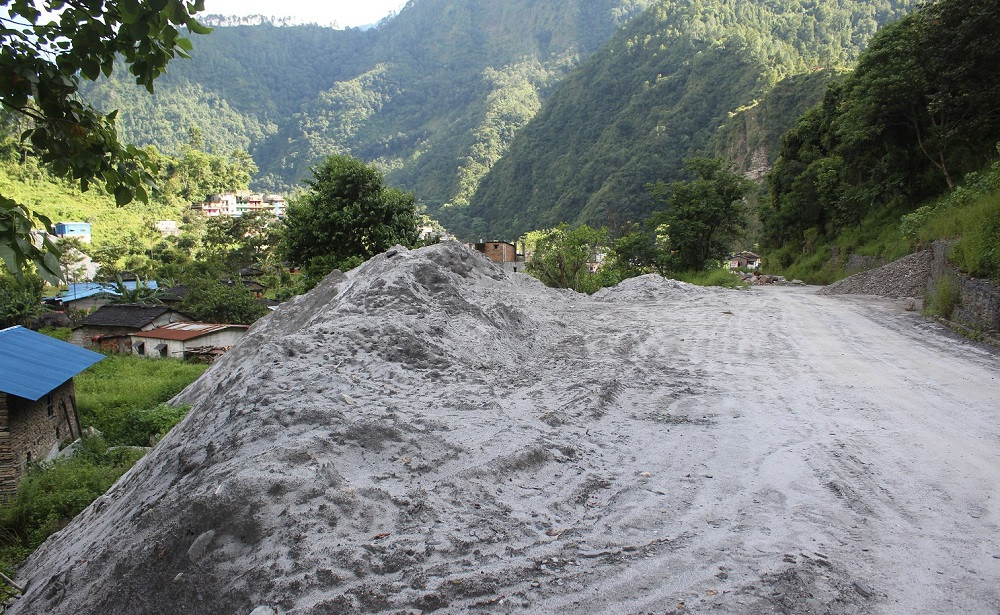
[459,0,915,239]
[751,0,1000,284]
[80,0,658,204]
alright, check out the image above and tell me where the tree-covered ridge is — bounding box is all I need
[458,0,914,239]
[763,0,1000,261]
[80,0,657,200]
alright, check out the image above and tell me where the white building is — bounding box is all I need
[130,323,249,359]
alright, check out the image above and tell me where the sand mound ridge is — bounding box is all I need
[11,242,717,615]
[593,274,709,302]
[10,243,905,615]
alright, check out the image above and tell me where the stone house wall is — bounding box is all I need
[73,325,135,350]
[478,242,517,263]
[0,380,81,497]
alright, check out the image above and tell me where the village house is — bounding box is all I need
[72,304,192,352]
[45,280,161,312]
[191,192,287,218]
[0,326,103,496]
[53,222,92,243]
[471,241,526,274]
[154,220,180,237]
[728,251,761,270]
[130,322,249,360]
[264,194,287,217]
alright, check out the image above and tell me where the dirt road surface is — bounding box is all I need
[10,243,1000,614]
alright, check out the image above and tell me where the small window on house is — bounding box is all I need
[56,426,61,440]
[155,343,168,358]
[134,342,145,355]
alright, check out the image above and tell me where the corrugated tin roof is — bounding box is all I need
[80,304,188,328]
[0,326,105,401]
[54,281,160,302]
[130,322,249,342]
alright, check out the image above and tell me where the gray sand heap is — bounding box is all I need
[817,250,933,299]
[10,241,1000,614]
[592,274,708,302]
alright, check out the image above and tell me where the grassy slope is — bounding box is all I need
[0,161,186,257]
[766,160,1000,284]
[0,354,208,583]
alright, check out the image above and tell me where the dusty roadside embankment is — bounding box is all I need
[820,243,1000,338]
[9,242,1000,614]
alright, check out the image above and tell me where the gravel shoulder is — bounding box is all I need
[8,244,1000,614]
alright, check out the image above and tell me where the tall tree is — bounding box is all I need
[648,158,754,271]
[282,155,419,286]
[526,223,608,292]
[0,0,210,280]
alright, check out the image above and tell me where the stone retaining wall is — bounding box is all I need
[930,241,1000,334]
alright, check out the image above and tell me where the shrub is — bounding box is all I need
[75,354,207,446]
[675,268,747,289]
[924,275,961,319]
[38,326,72,341]
[0,436,145,586]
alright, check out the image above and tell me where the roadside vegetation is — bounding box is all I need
[762,0,1000,284]
[524,157,753,293]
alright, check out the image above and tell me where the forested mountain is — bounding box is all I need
[81,0,658,201]
[761,0,1000,280]
[457,0,915,238]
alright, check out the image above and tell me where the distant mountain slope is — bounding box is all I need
[711,69,843,180]
[456,0,915,239]
[81,0,657,200]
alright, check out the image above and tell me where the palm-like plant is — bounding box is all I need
[108,275,161,305]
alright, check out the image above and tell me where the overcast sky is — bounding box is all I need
[203,0,408,27]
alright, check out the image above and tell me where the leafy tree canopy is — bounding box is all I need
[282,154,419,287]
[764,0,1000,253]
[649,158,755,271]
[179,277,267,325]
[0,0,210,280]
[526,223,608,293]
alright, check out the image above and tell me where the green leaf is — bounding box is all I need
[0,241,19,276]
[114,186,134,206]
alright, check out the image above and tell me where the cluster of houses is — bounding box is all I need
[43,275,260,361]
[191,192,288,218]
[0,267,275,497]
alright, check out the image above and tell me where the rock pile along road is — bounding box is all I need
[10,242,999,614]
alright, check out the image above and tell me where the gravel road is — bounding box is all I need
[10,243,999,615]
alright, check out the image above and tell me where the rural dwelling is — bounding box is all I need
[72,304,191,352]
[471,241,526,274]
[728,251,761,270]
[130,322,249,360]
[0,326,103,496]
[45,280,160,312]
[154,220,180,237]
[264,194,287,217]
[53,222,92,243]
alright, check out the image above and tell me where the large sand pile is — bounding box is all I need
[10,242,1000,614]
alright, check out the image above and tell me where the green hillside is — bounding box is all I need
[762,0,1000,283]
[457,0,915,239]
[80,0,658,202]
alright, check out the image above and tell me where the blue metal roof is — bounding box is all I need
[55,281,159,302]
[0,326,105,401]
